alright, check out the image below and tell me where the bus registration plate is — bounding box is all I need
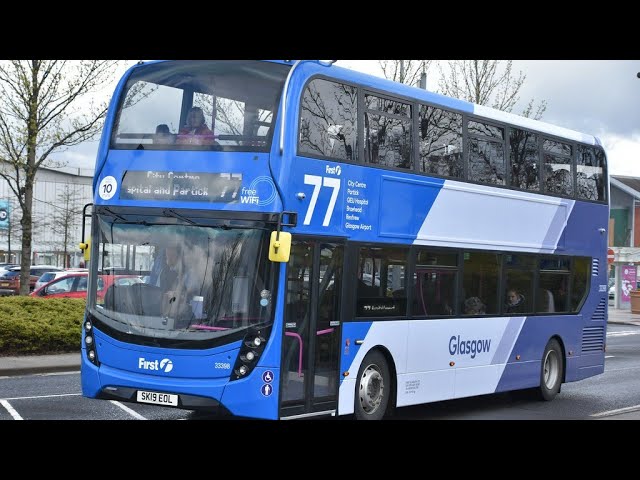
[136,390,178,407]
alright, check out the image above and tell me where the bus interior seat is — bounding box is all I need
[128,283,163,316]
[103,283,163,316]
[537,288,555,313]
[391,288,406,299]
[357,279,379,297]
[103,284,136,314]
[103,284,115,310]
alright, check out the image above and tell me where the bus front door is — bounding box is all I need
[280,240,343,419]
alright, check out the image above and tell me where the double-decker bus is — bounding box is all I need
[80,60,608,420]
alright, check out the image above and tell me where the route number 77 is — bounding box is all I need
[302,174,341,227]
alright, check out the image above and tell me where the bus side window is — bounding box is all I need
[299,79,358,162]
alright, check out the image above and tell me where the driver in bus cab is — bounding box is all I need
[176,106,217,146]
[153,242,188,320]
[155,244,180,306]
[156,241,200,326]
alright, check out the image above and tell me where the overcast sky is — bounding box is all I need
[59,60,640,177]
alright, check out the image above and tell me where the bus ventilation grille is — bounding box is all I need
[591,298,607,322]
[592,258,599,276]
[582,326,605,353]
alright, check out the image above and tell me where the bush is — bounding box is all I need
[0,297,86,355]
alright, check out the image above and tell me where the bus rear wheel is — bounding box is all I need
[537,338,564,401]
[354,350,391,420]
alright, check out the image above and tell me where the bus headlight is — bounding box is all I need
[231,325,272,381]
[83,316,100,366]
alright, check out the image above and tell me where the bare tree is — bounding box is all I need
[0,60,119,294]
[437,60,547,119]
[49,185,83,268]
[379,60,432,87]
[299,81,357,160]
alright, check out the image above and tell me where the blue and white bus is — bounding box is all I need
[80,60,608,420]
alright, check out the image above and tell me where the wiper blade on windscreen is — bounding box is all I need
[99,207,149,225]
[101,207,126,221]
[163,209,197,225]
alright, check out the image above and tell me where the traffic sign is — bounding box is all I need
[608,248,615,264]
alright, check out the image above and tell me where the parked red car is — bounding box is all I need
[30,273,143,299]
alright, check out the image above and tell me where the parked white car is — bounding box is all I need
[35,271,72,291]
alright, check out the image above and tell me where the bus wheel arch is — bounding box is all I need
[537,336,565,401]
[354,347,396,420]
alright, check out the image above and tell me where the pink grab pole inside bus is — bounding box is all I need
[285,328,335,377]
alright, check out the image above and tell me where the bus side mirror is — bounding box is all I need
[79,237,91,262]
[268,231,291,263]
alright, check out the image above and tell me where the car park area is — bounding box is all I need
[0,266,64,296]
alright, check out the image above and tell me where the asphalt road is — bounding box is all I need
[1,323,639,420]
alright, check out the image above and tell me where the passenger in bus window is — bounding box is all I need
[505,288,526,314]
[153,124,174,144]
[176,106,217,146]
[464,296,485,315]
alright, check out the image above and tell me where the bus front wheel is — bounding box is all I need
[537,338,564,401]
[354,350,391,420]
